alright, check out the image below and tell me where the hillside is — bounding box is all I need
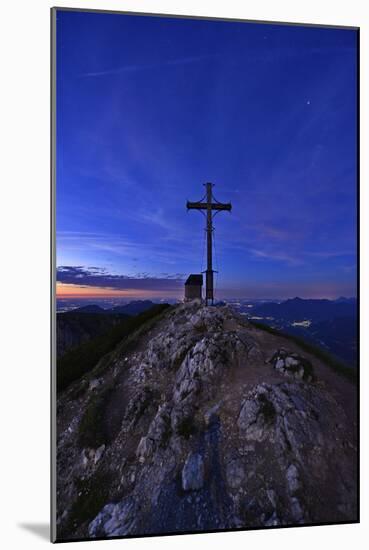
[57,305,170,392]
[249,298,357,368]
[57,312,129,357]
[57,301,157,358]
[56,301,357,540]
[70,300,156,316]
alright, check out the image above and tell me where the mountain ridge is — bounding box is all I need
[56,301,357,539]
[68,300,156,316]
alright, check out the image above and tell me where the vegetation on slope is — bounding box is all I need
[250,320,357,382]
[57,311,130,357]
[57,311,129,335]
[57,304,171,392]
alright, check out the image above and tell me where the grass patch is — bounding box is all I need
[127,385,160,427]
[250,321,357,383]
[57,312,130,357]
[66,470,113,533]
[299,357,315,381]
[57,304,171,392]
[78,382,114,449]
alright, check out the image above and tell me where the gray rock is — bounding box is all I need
[136,436,155,463]
[286,463,300,494]
[89,379,100,391]
[290,497,304,522]
[285,357,299,368]
[89,497,136,537]
[266,489,277,508]
[94,444,105,464]
[226,458,246,490]
[237,388,275,441]
[270,349,313,382]
[275,359,285,370]
[264,511,279,526]
[81,449,89,467]
[182,452,205,491]
[237,397,259,432]
[204,402,221,426]
[190,314,205,330]
[147,404,172,443]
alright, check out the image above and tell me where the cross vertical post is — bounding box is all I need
[187,182,232,305]
[206,182,214,305]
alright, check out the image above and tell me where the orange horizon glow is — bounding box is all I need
[56,282,181,299]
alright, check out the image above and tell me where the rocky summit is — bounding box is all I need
[56,301,357,539]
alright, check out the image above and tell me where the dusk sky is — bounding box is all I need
[56,10,357,300]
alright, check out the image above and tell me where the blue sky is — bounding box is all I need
[56,10,358,300]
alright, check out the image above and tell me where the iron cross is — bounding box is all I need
[187,183,232,305]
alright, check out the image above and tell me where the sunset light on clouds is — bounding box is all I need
[56,282,181,299]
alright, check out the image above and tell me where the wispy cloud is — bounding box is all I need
[305,250,356,259]
[80,55,217,78]
[57,229,197,260]
[249,248,304,267]
[245,247,355,267]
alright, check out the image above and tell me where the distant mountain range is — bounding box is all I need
[252,297,357,323]
[248,297,357,368]
[71,300,156,316]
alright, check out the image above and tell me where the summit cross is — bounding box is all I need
[187,183,232,305]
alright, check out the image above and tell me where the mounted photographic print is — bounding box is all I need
[51,7,359,542]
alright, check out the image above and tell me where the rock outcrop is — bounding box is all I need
[56,301,357,540]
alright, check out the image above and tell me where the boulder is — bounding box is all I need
[269,349,314,381]
[238,388,276,441]
[94,444,105,464]
[89,497,136,537]
[136,436,155,463]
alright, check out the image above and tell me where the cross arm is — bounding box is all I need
[187,201,232,211]
[187,201,207,210]
[212,203,232,211]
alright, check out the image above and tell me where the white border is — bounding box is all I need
[0,1,367,548]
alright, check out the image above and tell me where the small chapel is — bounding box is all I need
[184,274,203,302]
